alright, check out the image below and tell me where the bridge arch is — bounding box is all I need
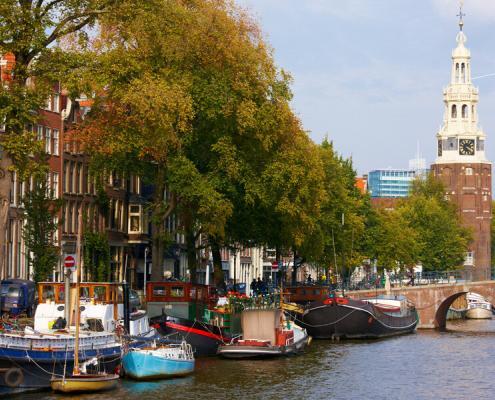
[349,281,495,329]
[434,291,467,329]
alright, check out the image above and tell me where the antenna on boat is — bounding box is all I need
[341,213,345,298]
[331,229,339,296]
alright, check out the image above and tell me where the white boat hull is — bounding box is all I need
[466,307,492,319]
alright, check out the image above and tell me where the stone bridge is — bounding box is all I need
[347,280,495,329]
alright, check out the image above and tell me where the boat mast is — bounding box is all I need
[73,210,83,375]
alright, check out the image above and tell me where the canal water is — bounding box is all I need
[21,319,495,400]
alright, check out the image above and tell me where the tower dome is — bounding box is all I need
[452,31,470,58]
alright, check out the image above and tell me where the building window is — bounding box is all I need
[129,205,141,233]
[69,162,74,193]
[461,63,465,83]
[53,94,60,113]
[74,163,80,194]
[455,63,459,82]
[37,125,43,141]
[465,167,473,176]
[46,173,51,197]
[130,175,141,194]
[52,172,59,198]
[462,104,468,118]
[46,96,52,111]
[53,216,59,244]
[67,202,73,233]
[73,202,79,234]
[451,104,457,119]
[45,128,51,154]
[10,171,16,205]
[53,129,59,155]
[79,164,84,194]
[465,251,474,266]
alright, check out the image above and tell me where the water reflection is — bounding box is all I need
[20,319,495,400]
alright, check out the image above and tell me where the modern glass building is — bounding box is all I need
[368,168,428,198]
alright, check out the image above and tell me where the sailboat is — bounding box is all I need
[50,213,119,393]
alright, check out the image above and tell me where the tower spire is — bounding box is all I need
[457,0,465,31]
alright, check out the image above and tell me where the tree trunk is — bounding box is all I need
[183,209,197,283]
[210,238,224,289]
[150,169,166,281]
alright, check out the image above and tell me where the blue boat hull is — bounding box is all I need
[0,345,121,390]
[122,351,194,380]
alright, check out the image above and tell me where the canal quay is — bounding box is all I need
[18,320,495,400]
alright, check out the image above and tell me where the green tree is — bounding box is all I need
[83,231,110,282]
[305,139,367,282]
[0,0,119,276]
[399,174,471,271]
[22,175,62,282]
[74,0,317,287]
[371,208,422,272]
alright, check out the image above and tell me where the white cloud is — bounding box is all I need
[432,0,495,22]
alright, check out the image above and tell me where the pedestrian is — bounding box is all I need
[251,278,258,296]
[258,277,266,295]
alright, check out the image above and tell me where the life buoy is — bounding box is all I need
[4,367,23,388]
[336,298,348,305]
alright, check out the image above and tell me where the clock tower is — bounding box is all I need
[431,10,492,281]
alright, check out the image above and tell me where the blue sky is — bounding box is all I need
[236,0,495,176]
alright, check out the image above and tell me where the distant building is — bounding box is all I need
[368,162,428,199]
[355,176,368,194]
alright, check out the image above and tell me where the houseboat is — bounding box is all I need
[36,282,156,338]
[147,281,240,356]
[217,308,310,358]
[293,294,418,340]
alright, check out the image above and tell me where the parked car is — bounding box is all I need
[0,279,37,317]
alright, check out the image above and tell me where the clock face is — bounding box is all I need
[438,140,442,156]
[459,139,475,156]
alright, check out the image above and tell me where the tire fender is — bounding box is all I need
[4,367,24,388]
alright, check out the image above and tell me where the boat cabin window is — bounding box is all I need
[153,286,166,296]
[58,286,65,301]
[41,285,56,302]
[94,286,107,301]
[170,286,184,297]
[80,287,90,299]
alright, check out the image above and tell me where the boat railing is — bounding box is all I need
[37,282,123,305]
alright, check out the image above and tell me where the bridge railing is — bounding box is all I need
[286,268,495,293]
